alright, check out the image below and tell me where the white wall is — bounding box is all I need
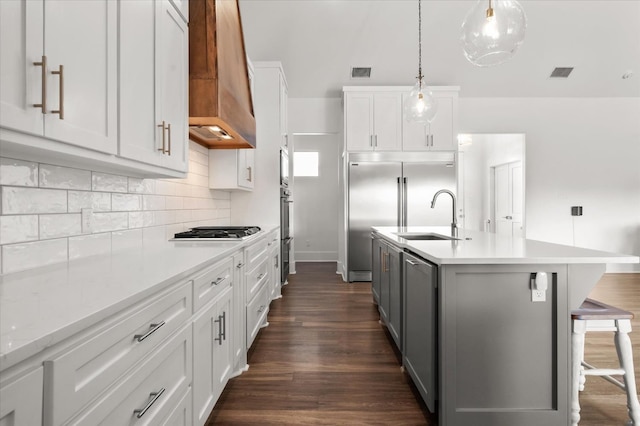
[0,141,231,274]
[459,98,640,272]
[293,135,340,261]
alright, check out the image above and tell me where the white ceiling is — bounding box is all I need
[239,0,640,98]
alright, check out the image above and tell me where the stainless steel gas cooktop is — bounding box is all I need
[172,226,261,241]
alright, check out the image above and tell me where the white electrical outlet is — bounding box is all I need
[81,208,93,233]
[531,289,546,302]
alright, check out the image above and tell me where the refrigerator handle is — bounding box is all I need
[397,177,402,227]
[403,177,408,227]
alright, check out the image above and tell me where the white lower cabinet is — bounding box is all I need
[2,229,279,426]
[193,285,233,426]
[0,367,43,426]
[66,323,192,425]
[266,229,280,300]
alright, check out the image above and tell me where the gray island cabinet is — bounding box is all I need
[371,226,639,426]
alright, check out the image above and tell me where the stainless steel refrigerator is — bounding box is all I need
[347,153,456,281]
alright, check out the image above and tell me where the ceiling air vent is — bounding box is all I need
[550,67,574,78]
[351,67,372,79]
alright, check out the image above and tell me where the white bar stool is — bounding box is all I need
[572,298,640,425]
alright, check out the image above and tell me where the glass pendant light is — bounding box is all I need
[461,0,527,67]
[404,0,437,123]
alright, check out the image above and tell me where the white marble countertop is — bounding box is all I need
[373,226,640,266]
[0,228,276,371]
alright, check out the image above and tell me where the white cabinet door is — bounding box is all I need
[239,149,255,190]
[231,252,247,371]
[119,0,164,168]
[209,149,255,191]
[43,0,117,154]
[0,0,44,136]
[279,72,289,150]
[373,93,402,151]
[119,0,188,173]
[345,93,374,151]
[402,91,456,151]
[0,367,43,426]
[193,286,233,426]
[159,0,188,171]
[345,92,401,152]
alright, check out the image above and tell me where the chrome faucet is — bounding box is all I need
[430,189,458,237]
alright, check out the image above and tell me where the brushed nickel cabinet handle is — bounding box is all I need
[134,321,165,342]
[406,259,418,266]
[51,65,64,119]
[214,314,223,345]
[33,55,47,113]
[257,273,265,280]
[236,262,244,269]
[211,276,226,286]
[157,121,166,153]
[133,388,165,418]
[221,311,226,341]
[167,122,172,155]
[247,166,252,182]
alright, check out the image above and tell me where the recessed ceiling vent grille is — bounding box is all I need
[550,67,574,78]
[351,67,372,79]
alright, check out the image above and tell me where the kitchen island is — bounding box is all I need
[372,226,639,426]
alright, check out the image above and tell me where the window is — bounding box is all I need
[294,152,319,177]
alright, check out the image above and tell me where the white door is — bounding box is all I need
[118,0,165,167]
[494,161,524,237]
[345,93,373,151]
[159,0,188,171]
[43,0,117,153]
[0,0,44,136]
[373,93,402,151]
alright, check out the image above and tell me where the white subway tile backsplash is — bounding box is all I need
[0,143,232,273]
[92,212,129,233]
[68,191,111,212]
[1,187,67,214]
[0,215,39,244]
[142,195,166,211]
[39,164,91,190]
[69,233,111,260]
[112,229,143,252]
[92,172,128,193]
[2,238,68,273]
[112,193,142,211]
[0,158,38,187]
[128,178,156,194]
[39,214,82,239]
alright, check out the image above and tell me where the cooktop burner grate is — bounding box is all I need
[173,226,261,239]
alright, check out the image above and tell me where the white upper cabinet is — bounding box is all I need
[279,72,289,151]
[0,0,117,154]
[0,0,44,136]
[119,0,188,173]
[344,90,402,152]
[402,88,458,152]
[209,149,255,191]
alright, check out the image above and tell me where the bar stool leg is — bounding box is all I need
[572,319,587,426]
[614,319,640,425]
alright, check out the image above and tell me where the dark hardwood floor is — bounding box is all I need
[207,263,640,425]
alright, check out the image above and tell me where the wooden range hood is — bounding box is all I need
[189,0,256,149]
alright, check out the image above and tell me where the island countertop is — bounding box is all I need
[372,226,639,266]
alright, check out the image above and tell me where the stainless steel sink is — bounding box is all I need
[393,232,459,241]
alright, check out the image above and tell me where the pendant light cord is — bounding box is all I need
[417,0,423,82]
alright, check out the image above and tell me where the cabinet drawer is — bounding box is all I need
[246,256,269,303]
[0,367,43,426]
[44,281,192,426]
[246,282,269,349]
[67,324,192,425]
[244,235,268,271]
[193,257,233,312]
[162,386,191,426]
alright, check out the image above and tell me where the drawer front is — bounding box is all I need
[246,283,269,349]
[244,235,267,271]
[68,323,192,426]
[266,229,279,249]
[162,387,191,426]
[245,256,269,303]
[193,257,233,312]
[44,281,192,426]
[0,367,43,426]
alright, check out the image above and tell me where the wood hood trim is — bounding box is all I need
[189,0,256,149]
